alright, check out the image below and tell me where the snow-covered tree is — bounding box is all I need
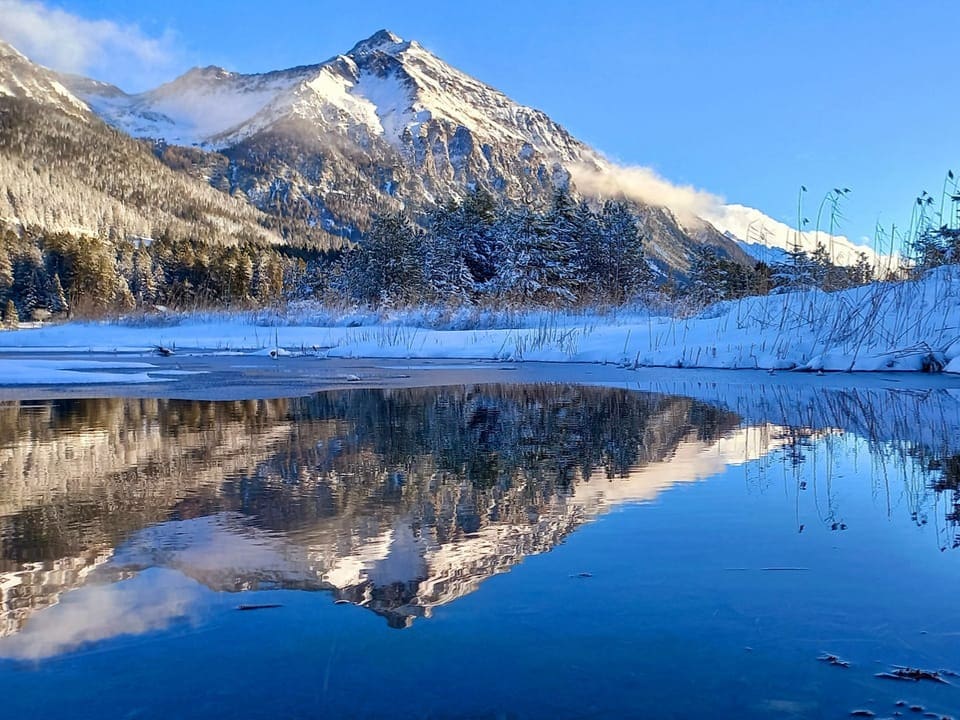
[129,246,158,304]
[846,252,874,286]
[911,227,960,271]
[48,272,68,315]
[687,248,726,306]
[341,212,425,305]
[773,244,818,291]
[596,200,650,304]
[489,208,552,305]
[540,188,583,301]
[0,242,13,295]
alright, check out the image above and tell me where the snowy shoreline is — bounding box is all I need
[1,268,958,379]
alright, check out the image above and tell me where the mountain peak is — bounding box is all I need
[0,39,28,61]
[179,65,234,81]
[348,29,406,56]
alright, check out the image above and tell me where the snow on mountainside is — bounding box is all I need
[62,29,749,273]
[0,40,89,117]
[0,41,309,247]
[705,203,890,269]
[76,64,320,148]
[70,30,587,161]
[1,30,883,272]
[3,30,870,273]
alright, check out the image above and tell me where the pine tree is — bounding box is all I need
[253,256,285,304]
[910,227,960,271]
[342,212,425,305]
[0,242,13,295]
[459,188,499,287]
[490,208,548,305]
[425,201,476,303]
[48,272,68,315]
[773,244,817,290]
[113,276,136,310]
[597,201,650,304]
[541,188,582,302]
[687,248,725,306]
[846,252,874,287]
[572,201,604,302]
[750,261,774,296]
[807,242,848,290]
[12,246,46,317]
[130,246,158,304]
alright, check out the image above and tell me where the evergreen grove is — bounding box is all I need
[0,187,892,324]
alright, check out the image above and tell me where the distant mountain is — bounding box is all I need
[705,203,888,269]
[61,30,750,276]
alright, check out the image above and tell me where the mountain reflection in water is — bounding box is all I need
[1,383,959,660]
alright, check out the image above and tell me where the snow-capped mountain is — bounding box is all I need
[0,40,88,117]
[5,28,885,276]
[705,203,888,269]
[73,62,319,148]
[62,30,749,273]
[69,28,598,219]
[74,30,588,160]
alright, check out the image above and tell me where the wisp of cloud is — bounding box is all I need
[569,161,724,224]
[0,0,180,91]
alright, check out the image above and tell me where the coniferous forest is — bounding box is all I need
[0,184,886,324]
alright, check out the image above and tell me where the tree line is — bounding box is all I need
[685,242,876,308]
[2,184,892,326]
[0,226,330,324]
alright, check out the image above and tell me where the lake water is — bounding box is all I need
[1,382,959,718]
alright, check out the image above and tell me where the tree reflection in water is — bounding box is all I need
[1,382,959,640]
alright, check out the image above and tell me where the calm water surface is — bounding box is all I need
[1,383,959,718]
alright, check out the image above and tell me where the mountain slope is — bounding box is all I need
[0,42,344,248]
[66,30,750,274]
[0,96,286,245]
[0,40,88,117]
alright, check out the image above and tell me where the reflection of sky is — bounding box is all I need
[0,568,205,660]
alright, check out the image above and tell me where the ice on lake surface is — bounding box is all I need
[1,382,959,718]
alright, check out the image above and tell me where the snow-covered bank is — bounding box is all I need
[1,268,958,375]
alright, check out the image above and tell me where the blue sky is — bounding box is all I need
[2,0,958,246]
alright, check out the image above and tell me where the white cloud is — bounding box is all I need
[568,160,724,223]
[0,0,181,90]
[0,568,204,660]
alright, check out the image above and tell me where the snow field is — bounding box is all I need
[1,267,958,376]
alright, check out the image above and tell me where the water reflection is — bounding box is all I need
[1,383,959,660]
